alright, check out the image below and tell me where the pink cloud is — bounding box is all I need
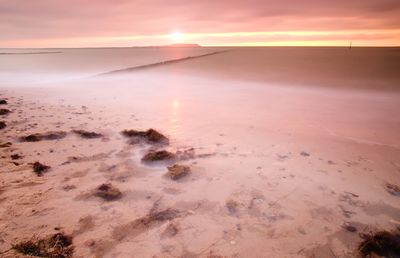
[0,0,399,46]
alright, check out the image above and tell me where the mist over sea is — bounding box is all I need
[1,47,399,91]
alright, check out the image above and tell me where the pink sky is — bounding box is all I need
[1,0,400,47]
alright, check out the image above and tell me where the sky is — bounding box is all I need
[1,0,400,47]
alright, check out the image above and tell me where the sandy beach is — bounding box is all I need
[1,47,400,257]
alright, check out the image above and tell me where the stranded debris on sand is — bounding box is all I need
[72,129,103,139]
[112,208,181,241]
[161,223,179,238]
[300,151,310,157]
[165,164,190,180]
[95,183,122,201]
[358,228,400,257]
[142,209,181,225]
[0,108,10,115]
[0,142,12,148]
[32,162,50,176]
[0,121,6,129]
[385,183,400,196]
[0,99,7,105]
[176,148,196,160]
[11,153,22,160]
[20,131,67,142]
[342,222,357,233]
[121,128,168,144]
[142,150,175,162]
[12,232,73,258]
[226,200,239,214]
[207,252,225,258]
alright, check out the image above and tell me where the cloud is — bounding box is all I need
[0,0,399,46]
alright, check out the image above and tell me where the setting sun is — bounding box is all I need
[169,31,184,42]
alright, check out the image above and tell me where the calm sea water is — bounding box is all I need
[1,47,399,91]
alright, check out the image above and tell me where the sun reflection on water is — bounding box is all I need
[169,99,181,134]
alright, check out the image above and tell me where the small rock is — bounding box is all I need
[386,183,400,196]
[95,183,122,201]
[0,99,7,105]
[300,151,310,157]
[72,130,103,139]
[32,162,50,176]
[297,227,307,235]
[236,224,242,231]
[226,200,239,214]
[12,232,73,257]
[343,222,357,232]
[62,185,77,191]
[11,154,22,160]
[20,131,67,142]
[145,129,169,143]
[142,150,175,162]
[121,128,169,144]
[165,164,190,180]
[176,148,195,160]
[0,142,12,148]
[0,121,6,129]
[0,109,10,115]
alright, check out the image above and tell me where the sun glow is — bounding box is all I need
[170,31,184,42]
[4,29,400,47]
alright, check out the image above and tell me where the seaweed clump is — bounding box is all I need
[386,183,400,196]
[72,130,103,139]
[0,142,12,148]
[0,108,10,115]
[11,154,22,160]
[33,162,50,176]
[300,151,310,157]
[112,208,181,241]
[165,164,190,180]
[95,183,122,201]
[121,128,168,144]
[226,200,239,214]
[358,228,400,257]
[20,131,67,142]
[12,232,74,258]
[142,150,175,162]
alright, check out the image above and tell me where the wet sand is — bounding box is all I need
[1,47,400,257]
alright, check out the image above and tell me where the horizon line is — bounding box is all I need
[1,45,400,49]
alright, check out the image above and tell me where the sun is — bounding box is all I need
[170,31,184,42]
